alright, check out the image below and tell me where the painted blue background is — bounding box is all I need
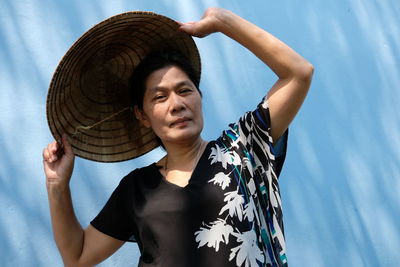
[1,0,399,266]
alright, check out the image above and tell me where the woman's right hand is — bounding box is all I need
[43,134,75,189]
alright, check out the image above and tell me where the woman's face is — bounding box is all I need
[136,65,203,145]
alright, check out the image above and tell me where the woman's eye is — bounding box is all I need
[180,88,192,94]
[153,95,166,101]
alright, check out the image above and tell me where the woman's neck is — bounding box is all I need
[163,137,207,171]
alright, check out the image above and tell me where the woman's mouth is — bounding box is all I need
[170,117,191,127]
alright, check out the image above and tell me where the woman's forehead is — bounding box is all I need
[145,66,193,92]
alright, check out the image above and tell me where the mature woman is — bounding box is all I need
[43,7,313,267]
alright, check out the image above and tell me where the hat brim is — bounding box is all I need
[46,11,201,162]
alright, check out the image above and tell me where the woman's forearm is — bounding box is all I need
[47,185,85,266]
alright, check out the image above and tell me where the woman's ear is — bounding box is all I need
[134,106,151,128]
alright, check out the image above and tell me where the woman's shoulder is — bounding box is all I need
[120,162,162,188]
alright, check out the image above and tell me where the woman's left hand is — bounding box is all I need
[178,7,225,38]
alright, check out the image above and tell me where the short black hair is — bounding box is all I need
[130,48,201,110]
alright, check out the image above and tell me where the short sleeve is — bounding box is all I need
[90,173,138,242]
[228,96,288,177]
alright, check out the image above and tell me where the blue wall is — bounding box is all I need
[1,0,399,266]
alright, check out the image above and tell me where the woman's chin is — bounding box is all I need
[162,130,203,145]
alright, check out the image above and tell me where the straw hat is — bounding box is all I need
[46,11,201,162]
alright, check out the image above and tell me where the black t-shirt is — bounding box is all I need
[91,97,289,267]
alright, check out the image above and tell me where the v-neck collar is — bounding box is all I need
[153,141,214,189]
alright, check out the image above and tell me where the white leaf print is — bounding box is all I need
[229,230,264,267]
[209,144,242,169]
[219,188,244,221]
[229,151,242,166]
[243,197,257,222]
[209,172,231,190]
[209,145,229,169]
[194,218,233,252]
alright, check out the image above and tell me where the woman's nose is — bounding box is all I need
[169,93,185,113]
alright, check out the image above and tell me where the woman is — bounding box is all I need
[43,7,313,267]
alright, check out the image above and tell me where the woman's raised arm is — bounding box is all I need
[179,7,314,142]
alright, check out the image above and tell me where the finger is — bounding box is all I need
[177,21,196,25]
[55,141,64,159]
[61,134,74,156]
[54,143,63,161]
[43,147,58,163]
[44,142,57,162]
[47,141,55,152]
[178,24,196,35]
[50,141,61,156]
[43,148,50,161]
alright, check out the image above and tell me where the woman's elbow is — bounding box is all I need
[296,61,314,82]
